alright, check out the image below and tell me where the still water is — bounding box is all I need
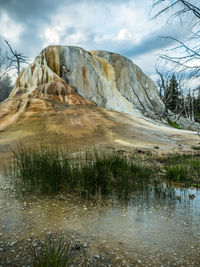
[0,174,200,266]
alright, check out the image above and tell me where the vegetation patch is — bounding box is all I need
[32,237,71,267]
[7,146,200,198]
[158,153,200,186]
[165,165,189,182]
[8,146,154,198]
[167,118,182,129]
[191,146,200,151]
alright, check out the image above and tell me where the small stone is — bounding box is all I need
[94,254,100,260]
[10,241,17,247]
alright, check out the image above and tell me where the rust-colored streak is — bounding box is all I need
[101,60,109,78]
[136,69,140,81]
[46,82,57,95]
[15,71,23,88]
[88,52,96,67]
[82,66,88,86]
[45,46,62,77]
[46,71,49,83]
[31,65,35,76]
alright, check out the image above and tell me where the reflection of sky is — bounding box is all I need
[1,171,200,264]
[175,188,200,217]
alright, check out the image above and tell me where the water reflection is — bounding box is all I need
[0,174,200,265]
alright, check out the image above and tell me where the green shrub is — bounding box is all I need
[167,118,182,129]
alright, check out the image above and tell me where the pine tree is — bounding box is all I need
[165,74,180,112]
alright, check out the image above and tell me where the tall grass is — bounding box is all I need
[32,237,71,267]
[162,153,200,184]
[9,145,154,197]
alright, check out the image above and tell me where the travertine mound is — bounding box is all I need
[0,45,199,157]
[9,45,165,118]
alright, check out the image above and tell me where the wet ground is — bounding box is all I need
[0,174,200,266]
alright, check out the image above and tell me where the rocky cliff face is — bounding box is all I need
[9,45,165,119]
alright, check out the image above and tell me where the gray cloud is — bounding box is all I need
[120,25,187,58]
[0,0,68,22]
[0,0,123,23]
[83,24,186,60]
[0,0,188,78]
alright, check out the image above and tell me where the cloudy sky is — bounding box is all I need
[0,0,190,81]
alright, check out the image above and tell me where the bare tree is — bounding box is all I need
[152,0,200,78]
[0,47,13,102]
[155,67,189,122]
[155,67,170,117]
[5,40,29,76]
[0,47,9,80]
[152,0,200,20]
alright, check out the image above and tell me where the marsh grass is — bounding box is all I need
[8,145,200,197]
[192,146,200,150]
[165,165,189,182]
[161,153,200,184]
[32,237,71,267]
[9,145,154,197]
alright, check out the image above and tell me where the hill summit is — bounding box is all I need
[9,45,165,118]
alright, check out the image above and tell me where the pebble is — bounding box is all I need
[10,241,17,247]
[94,254,100,260]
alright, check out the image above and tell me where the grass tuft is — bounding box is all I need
[165,165,189,182]
[161,153,200,184]
[32,237,70,267]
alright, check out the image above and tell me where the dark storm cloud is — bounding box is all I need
[0,0,123,23]
[86,24,186,62]
[0,0,58,56]
[0,0,70,22]
[120,26,186,59]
